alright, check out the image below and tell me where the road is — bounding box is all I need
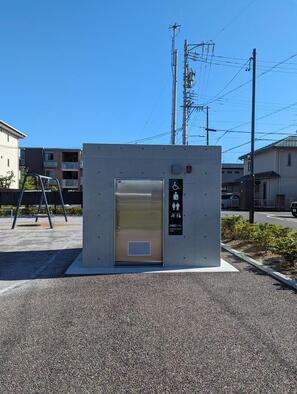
[222,210,297,230]
[0,218,296,393]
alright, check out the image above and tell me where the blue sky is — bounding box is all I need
[1,0,297,162]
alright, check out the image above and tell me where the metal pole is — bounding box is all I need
[249,48,256,224]
[39,175,53,229]
[12,174,27,229]
[206,106,209,146]
[56,178,68,222]
[169,23,180,145]
[182,40,188,145]
[171,49,178,144]
[35,192,43,222]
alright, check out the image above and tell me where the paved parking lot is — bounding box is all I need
[0,216,296,393]
[0,216,82,293]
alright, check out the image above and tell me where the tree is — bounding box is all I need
[20,167,36,190]
[0,171,15,188]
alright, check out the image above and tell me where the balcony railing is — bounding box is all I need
[44,160,57,168]
[61,162,79,170]
[62,179,79,188]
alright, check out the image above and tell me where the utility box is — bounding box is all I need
[82,143,221,269]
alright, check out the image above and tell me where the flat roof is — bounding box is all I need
[22,147,82,151]
[222,163,244,168]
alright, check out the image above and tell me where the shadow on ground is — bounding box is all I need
[0,248,81,281]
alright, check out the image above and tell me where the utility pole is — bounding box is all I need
[182,40,215,145]
[169,23,181,145]
[182,40,188,145]
[249,48,256,224]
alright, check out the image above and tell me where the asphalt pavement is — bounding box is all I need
[0,246,296,393]
[0,216,82,293]
[222,210,297,230]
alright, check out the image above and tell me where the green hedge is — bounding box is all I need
[222,215,297,262]
[0,206,82,217]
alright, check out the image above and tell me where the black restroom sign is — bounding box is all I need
[169,179,183,235]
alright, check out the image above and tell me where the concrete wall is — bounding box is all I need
[83,143,221,268]
[0,128,20,189]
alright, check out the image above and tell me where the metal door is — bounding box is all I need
[115,179,163,264]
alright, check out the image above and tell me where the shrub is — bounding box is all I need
[222,215,297,263]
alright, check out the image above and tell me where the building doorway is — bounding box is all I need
[115,179,163,264]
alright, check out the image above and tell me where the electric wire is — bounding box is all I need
[213,0,257,38]
[127,128,182,144]
[215,99,297,144]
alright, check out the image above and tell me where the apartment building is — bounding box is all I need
[239,136,297,209]
[0,120,26,189]
[21,147,83,191]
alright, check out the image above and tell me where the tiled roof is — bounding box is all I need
[239,135,297,159]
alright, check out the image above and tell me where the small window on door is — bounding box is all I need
[287,153,292,167]
[7,158,10,167]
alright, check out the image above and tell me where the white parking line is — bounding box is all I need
[265,214,297,223]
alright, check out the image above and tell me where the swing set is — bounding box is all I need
[12,173,68,229]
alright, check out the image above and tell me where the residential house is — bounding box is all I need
[0,120,26,189]
[21,147,83,191]
[222,163,244,193]
[239,136,297,209]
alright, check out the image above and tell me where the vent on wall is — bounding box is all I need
[128,241,151,256]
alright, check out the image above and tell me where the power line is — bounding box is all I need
[216,99,297,143]
[127,128,182,144]
[212,54,297,67]
[213,0,257,38]
[205,52,297,108]
[197,57,297,73]
[198,127,297,136]
[222,137,280,154]
[204,58,250,105]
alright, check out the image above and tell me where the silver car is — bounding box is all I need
[221,193,240,210]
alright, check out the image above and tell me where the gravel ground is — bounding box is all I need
[0,250,296,393]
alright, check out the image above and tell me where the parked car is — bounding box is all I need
[290,201,297,217]
[221,193,240,210]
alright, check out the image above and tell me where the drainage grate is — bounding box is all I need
[128,241,151,256]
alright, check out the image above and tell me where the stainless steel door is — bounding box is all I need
[115,179,163,263]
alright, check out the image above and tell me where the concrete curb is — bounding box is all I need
[222,243,297,292]
[65,253,238,275]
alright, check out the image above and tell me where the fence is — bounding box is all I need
[0,190,83,206]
